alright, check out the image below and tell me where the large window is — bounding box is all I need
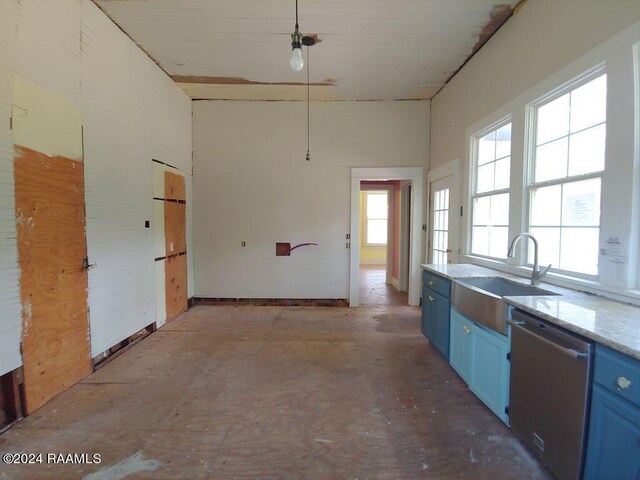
[528,73,606,276]
[364,191,388,245]
[470,121,512,259]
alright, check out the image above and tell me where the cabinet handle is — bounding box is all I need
[428,295,435,302]
[463,325,471,335]
[429,280,435,286]
[617,376,632,389]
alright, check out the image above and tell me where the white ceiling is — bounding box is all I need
[94,0,520,100]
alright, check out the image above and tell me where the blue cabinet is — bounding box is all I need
[470,321,510,424]
[449,307,473,383]
[421,271,451,360]
[584,345,640,480]
[449,307,510,424]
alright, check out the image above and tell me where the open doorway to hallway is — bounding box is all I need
[358,181,410,306]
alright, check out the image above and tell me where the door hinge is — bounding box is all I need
[506,351,511,361]
[460,206,463,217]
[9,116,13,130]
[19,341,22,355]
[504,406,509,415]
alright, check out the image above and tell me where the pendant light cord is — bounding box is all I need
[307,44,310,160]
[295,0,299,28]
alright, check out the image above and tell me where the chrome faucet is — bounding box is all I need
[507,233,552,286]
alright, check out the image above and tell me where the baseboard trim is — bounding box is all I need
[194,298,349,307]
[92,322,157,371]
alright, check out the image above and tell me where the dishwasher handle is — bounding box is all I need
[507,319,589,361]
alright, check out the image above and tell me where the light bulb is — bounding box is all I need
[290,48,304,71]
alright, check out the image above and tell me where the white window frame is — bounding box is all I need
[468,116,513,260]
[362,190,388,247]
[524,66,607,281]
[634,40,640,290]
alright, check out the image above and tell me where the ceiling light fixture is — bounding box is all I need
[290,0,304,71]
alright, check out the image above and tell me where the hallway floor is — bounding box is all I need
[0,306,551,480]
[359,265,408,306]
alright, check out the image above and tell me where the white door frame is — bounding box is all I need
[399,181,411,291]
[350,167,424,307]
[426,159,461,263]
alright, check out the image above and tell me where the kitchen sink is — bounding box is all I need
[452,277,560,335]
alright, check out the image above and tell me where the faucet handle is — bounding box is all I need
[541,264,552,275]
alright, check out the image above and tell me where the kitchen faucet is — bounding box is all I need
[507,233,551,286]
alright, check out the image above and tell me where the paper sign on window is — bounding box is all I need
[564,193,597,225]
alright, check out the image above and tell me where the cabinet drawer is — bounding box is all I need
[422,270,451,298]
[594,345,640,409]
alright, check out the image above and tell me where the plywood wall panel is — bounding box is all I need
[14,146,91,414]
[165,171,186,201]
[165,202,187,256]
[165,255,187,321]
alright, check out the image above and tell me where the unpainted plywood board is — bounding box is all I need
[164,171,186,201]
[14,145,92,414]
[165,255,187,321]
[164,201,186,255]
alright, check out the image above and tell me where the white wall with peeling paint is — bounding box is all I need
[192,100,428,299]
[0,0,192,377]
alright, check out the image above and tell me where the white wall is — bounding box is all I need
[193,100,429,299]
[429,0,640,298]
[0,0,192,376]
[430,0,640,170]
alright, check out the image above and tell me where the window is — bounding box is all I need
[528,73,606,276]
[470,122,512,259]
[364,191,388,245]
[431,187,450,264]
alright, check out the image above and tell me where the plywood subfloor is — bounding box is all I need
[0,306,551,479]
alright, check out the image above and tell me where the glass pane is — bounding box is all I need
[489,226,509,258]
[478,131,496,165]
[529,227,561,268]
[568,124,606,176]
[472,226,490,256]
[560,227,599,275]
[530,184,561,226]
[442,210,449,231]
[535,137,568,182]
[495,123,512,159]
[490,193,510,226]
[562,178,601,227]
[494,156,510,190]
[473,196,491,225]
[367,219,387,244]
[367,193,387,219]
[442,231,449,252]
[476,162,495,194]
[570,75,606,133]
[537,93,570,145]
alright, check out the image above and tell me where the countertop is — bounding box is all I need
[421,263,640,361]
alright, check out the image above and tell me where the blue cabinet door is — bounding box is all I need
[584,384,640,480]
[449,308,473,383]
[469,323,510,424]
[432,292,450,360]
[421,286,435,340]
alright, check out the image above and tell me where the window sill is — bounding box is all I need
[461,255,640,307]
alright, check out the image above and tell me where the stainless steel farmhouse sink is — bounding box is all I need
[452,277,560,335]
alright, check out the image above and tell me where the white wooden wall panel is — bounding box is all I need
[80,0,192,356]
[0,0,192,371]
[192,100,428,299]
[0,0,21,376]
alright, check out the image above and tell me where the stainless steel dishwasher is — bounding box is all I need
[508,309,593,480]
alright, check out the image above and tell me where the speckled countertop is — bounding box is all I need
[421,263,640,361]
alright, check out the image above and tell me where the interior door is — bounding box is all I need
[13,75,91,413]
[428,176,454,264]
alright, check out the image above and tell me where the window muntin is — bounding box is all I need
[528,73,606,276]
[471,122,512,259]
[364,191,388,245]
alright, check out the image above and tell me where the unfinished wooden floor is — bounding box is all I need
[0,306,551,480]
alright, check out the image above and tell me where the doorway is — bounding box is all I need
[358,184,407,306]
[427,159,461,265]
[350,167,424,307]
